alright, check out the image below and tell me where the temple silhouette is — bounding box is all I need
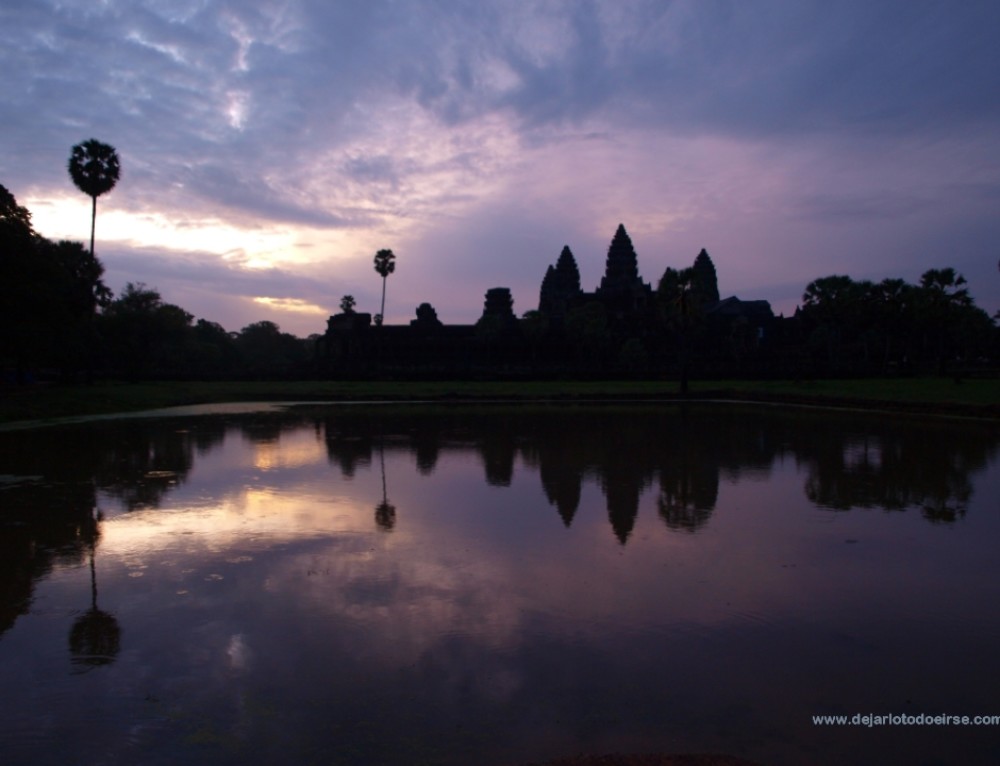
[316,224,775,377]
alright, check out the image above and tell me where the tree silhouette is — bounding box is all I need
[340,294,356,314]
[0,183,33,233]
[799,274,866,372]
[68,139,120,257]
[100,282,193,379]
[2,184,111,378]
[917,268,975,375]
[1,185,37,374]
[657,266,703,393]
[870,278,914,370]
[373,249,396,326]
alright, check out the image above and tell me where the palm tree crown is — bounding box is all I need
[68,139,120,256]
[373,248,396,325]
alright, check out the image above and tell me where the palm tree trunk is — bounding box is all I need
[380,439,388,505]
[379,276,387,324]
[89,194,97,257]
[679,331,689,395]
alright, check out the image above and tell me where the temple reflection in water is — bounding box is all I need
[1,404,998,766]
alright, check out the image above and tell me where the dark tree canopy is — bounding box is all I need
[40,238,112,319]
[68,140,121,199]
[1,184,110,376]
[99,283,194,378]
[920,268,971,307]
[793,269,996,376]
[0,183,33,234]
[373,248,396,279]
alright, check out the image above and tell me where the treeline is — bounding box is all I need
[1,184,311,382]
[99,283,310,379]
[789,272,998,378]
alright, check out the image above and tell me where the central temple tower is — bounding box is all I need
[595,223,653,317]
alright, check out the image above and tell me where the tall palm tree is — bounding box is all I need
[68,139,121,257]
[373,248,396,326]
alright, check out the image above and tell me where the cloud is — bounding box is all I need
[3,0,999,330]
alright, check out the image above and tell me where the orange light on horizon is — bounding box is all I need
[251,296,328,316]
[25,194,303,267]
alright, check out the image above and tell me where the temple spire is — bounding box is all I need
[539,245,582,319]
[597,224,642,297]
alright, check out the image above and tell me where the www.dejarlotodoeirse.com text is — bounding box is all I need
[812,713,1000,728]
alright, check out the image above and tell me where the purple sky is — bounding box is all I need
[3,0,998,336]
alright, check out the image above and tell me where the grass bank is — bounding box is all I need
[2,377,998,426]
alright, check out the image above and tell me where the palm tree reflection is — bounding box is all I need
[657,460,718,534]
[375,438,396,532]
[69,530,121,672]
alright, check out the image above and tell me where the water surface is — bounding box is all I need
[1,403,998,765]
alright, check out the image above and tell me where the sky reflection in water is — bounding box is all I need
[1,404,999,766]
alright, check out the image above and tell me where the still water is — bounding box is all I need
[1,403,999,765]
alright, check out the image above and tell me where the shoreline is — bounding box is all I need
[2,378,998,429]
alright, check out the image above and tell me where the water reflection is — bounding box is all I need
[68,538,121,671]
[313,406,996,540]
[375,437,396,532]
[0,404,998,765]
[799,425,979,523]
[0,407,994,614]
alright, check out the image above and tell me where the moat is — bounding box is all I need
[1,403,999,765]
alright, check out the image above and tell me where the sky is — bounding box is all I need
[2,0,998,337]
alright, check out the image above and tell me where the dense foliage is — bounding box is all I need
[793,270,996,377]
[2,184,110,380]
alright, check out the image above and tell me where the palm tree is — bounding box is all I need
[68,139,121,257]
[373,248,396,326]
[657,266,702,394]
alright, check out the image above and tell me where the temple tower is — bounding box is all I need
[539,245,582,320]
[595,223,652,319]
